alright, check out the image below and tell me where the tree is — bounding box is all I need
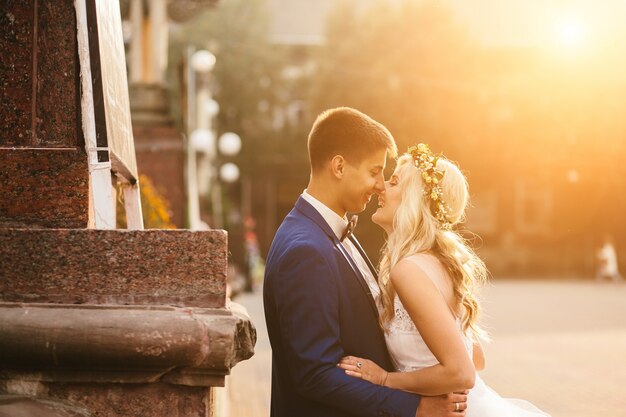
[312,1,484,160]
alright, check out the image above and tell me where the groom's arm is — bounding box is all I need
[272,244,420,417]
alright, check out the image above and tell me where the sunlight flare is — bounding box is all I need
[555,17,587,49]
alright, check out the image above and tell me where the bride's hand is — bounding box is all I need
[338,356,389,386]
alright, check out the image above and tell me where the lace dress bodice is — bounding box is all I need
[385,289,474,371]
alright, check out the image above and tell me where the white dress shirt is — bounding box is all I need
[301,190,381,308]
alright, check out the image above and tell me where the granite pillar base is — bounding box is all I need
[1,383,213,417]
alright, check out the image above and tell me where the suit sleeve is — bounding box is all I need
[270,244,420,417]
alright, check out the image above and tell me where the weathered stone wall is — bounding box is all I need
[0,383,210,417]
[0,229,227,308]
[0,0,82,148]
[0,149,89,228]
[0,0,88,229]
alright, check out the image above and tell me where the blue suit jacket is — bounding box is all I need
[264,197,420,417]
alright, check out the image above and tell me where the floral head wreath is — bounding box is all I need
[408,143,453,230]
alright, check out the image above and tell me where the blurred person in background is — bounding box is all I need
[243,215,265,291]
[596,233,623,283]
[339,144,551,417]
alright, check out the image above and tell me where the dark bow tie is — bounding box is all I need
[340,215,358,242]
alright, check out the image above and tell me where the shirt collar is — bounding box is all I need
[301,190,348,241]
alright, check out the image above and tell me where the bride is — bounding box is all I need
[338,144,550,416]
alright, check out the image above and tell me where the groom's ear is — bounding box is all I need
[330,155,345,179]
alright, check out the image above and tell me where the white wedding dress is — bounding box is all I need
[383,255,551,417]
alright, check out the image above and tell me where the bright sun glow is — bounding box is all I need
[556,18,587,48]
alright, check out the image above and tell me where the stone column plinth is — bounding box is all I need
[0,229,256,416]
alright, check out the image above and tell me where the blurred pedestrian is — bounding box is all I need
[243,215,264,291]
[596,234,623,283]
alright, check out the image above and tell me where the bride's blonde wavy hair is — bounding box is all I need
[378,153,488,340]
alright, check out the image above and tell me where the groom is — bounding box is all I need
[263,107,467,417]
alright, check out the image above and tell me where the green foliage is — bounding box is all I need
[312,0,483,163]
[310,0,626,240]
[164,0,626,245]
[313,0,626,184]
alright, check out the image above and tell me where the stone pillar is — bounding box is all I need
[0,1,255,416]
[0,0,88,229]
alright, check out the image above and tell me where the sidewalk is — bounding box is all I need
[227,280,626,417]
[478,280,626,417]
[226,288,271,417]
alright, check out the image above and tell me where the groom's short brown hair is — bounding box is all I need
[307,107,397,173]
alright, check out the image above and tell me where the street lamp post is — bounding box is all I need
[186,48,216,230]
[186,47,243,230]
[218,132,242,186]
[211,132,242,229]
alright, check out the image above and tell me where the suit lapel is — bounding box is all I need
[333,241,380,319]
[295,197,380,320]
[294,196,337,240]
[349,235,378,280]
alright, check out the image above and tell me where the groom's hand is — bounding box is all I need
[415,391,468,417]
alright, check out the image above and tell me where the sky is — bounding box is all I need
[445,0,626,47]
[268,0,626,50]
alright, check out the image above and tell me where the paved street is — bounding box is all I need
[226,280,626,417]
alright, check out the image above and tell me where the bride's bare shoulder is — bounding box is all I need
[393,253,439,273]
[392,253,452,294]
[390,254,433,281]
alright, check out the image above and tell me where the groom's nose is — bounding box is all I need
[373,174,385,194]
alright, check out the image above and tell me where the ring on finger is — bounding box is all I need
[454,402,460,412]
[356,361,362,369]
